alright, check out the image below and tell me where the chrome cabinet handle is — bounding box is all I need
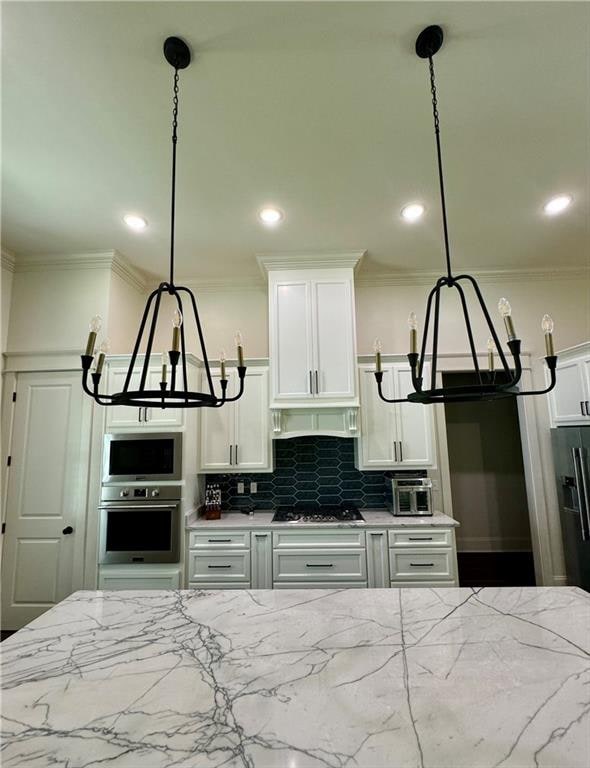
[408,537,433,541]
[581,402,585,416]
[145,407,149,422]
[208,539,231,543]
[399,441,403,462]
[572,448,589,541]
[394,441,398,461]
[306,563,334,568]
[207,564,232,569]
[235,444,238,465]
[254,534,267,539]
[315,370,319,394]
[369,532,383,536]
[138,408,143,422]
[309,371,313,395]
[410,562,434,567]
[586,401,590,416]
[229,445,233,465]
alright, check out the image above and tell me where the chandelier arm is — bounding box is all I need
[430,281,443,390]
[139,283,166,391]
[374,371,411,404]
[223,367,248,403]
[428,56,453,281]
[123,286,162,392]
[452,280,483,384]
[418,277,446,380]
[455,273,512,374]
[178,286,216,398]
[172,291,189,402]
[497,338,523,391]
[514,357,558,397]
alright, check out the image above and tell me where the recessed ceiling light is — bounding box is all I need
[543,194,573,216]
[258,207,284,226]
[401,203,425,223]
[123,214,148,231]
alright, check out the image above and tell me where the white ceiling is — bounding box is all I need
[2,2,589,282]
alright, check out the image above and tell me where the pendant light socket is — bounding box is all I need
[163,36,191,69]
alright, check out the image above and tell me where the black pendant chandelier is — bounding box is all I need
[374,25,558,405]
[81,37,246,409]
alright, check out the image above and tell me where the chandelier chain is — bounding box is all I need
[169,68,179,286]
[428,55,452,280]
[428,56,440,135]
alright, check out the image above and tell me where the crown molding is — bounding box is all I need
[355,265,590,287]
[11,250,147,292]
[257,250,366,275]
[159,276,267,293]
[1,249,16,272]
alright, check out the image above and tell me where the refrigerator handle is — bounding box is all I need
[577,447,590,541]
[572,448,590,542]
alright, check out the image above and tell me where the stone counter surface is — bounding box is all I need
[2,587,589,767]
[186,509,459,529]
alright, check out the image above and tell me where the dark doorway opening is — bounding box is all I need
[443,371,535,587]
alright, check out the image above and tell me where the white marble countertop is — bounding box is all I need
[2,586,589,767]
[186,508,459,528]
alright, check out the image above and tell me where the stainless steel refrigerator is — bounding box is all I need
[551,427,590,590]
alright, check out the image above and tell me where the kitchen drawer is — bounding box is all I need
[273,582,368,589]
[188,531,250,550]
[272,530,365,549]
[188,582,251,590]
[273,549,367,582]
[389,580,457,588]
[388,528,452,548]
[188,550,250,582]
[389,548,453,581]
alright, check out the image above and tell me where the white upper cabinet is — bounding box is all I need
[105,363,184,429]
[266,263,360,407]
[199,367,272,473]
[356,362,435,470]
[547,344,590,426]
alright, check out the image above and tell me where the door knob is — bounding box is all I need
[62,526,74,535]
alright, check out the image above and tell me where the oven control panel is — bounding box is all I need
[100,485,182,503]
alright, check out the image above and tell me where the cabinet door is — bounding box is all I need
[358,366,396,468]
[549,358,589,425]
[251,532,272,589]
[199,370,235,471]
[234,368,270,471]
[105,366,143,428]
[1,372,89,629]
[393,365,435,467]
[144,369,184,427]
[271,281,314,400]
[366,530,390,588]
[312,279,356,400]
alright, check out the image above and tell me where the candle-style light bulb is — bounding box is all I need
[487,337,495,371]
[235,331,244,367]
[542,314,555,356]
[171,308,183,351]
[161,352,168,383]
[220,349,227,380]
[85,315,102,356]
[498,298,516,340]
[95,338,110,375]
[408,312,418,353]
[373,338,382,373]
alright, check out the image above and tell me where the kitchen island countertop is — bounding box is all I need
[2,586,589,767]
[186,508,459,528]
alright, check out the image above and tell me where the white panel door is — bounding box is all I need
[144,368,184,427]
[272,281,313,400]
[548,358,588,425]
[358,366,396,468]
[105,366,143,428]
[234,368,270,471]
[394,365,435,467]
[251,532,272,589]
[312,279,356,400]
[366,530,390,588]
[199,369,234,471]
[1,372,88,628]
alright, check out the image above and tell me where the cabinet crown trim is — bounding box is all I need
[257,251,365,275]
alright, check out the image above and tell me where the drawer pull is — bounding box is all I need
[207,565,232,569]
[208,539,232,543]
[306,563,334,568]
[254,534,267,538]
[410,562,434,567]
[408,537,433,541]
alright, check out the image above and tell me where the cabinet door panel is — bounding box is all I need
[394,365,435,467]
[251,532,273,589]
[549,359,588,425]
[273,281,313,400]
[144,369,184,427]
[199,370,234,471]
[366,531,390,588]
[313,280,356,399]
[235,369,270,470]
[358,366,396,467]
[105,367,142,428]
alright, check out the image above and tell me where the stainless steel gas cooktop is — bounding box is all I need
[271,505,365,523]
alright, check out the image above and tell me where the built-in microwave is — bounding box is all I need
[102,432,182,484]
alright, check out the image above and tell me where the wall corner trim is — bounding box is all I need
[1,249,16,272]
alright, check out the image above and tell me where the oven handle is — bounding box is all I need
[98,504,179,510]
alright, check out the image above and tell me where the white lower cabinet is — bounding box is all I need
[98,565,182,590]
[186,524,458,590]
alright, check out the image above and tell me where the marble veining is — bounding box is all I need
[2,587,589,767]
[186,509,459,529]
